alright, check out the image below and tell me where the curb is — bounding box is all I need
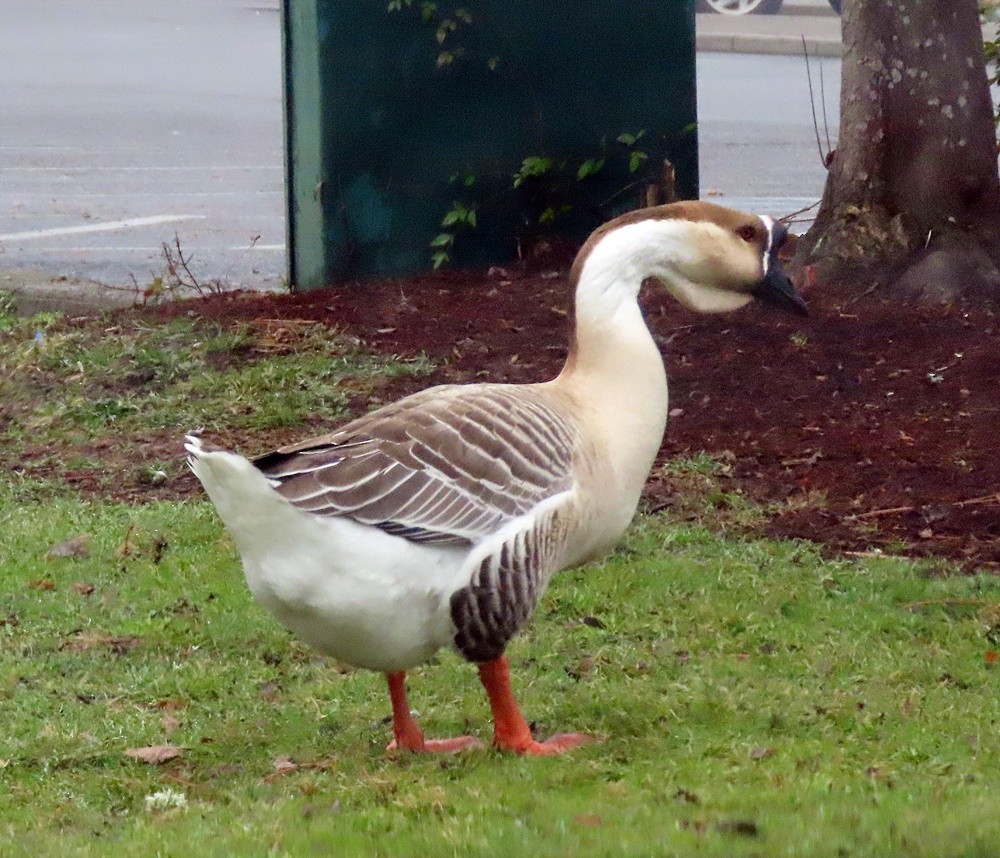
[697,32,843,57]
[782,2,838,16]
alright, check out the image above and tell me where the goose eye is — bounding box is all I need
[736,225,756,243]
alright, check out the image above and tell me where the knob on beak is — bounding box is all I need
[754,220,808,316]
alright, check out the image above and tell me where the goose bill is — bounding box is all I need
[754,257,808,316]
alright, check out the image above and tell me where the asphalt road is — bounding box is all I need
[0,1,839,290]
[0,0,285,289]
[699,51,840,222]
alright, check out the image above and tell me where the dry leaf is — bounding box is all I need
[273,755,297,774]
[29,579,55,591]
[573,814,604,828]
[64,632,140,654]
[262,755,298,782]
[162,715,181,736]
[985,650,998,667]
[750,746,776,761]
[717,819,760,838]
[125,745,182,765]
[47,534,91,558]
[71,582,96,596]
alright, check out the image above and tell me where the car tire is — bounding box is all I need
[697,0,784,14]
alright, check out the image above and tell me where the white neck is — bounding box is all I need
[553,221,675,511]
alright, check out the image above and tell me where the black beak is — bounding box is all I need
[753,221,808,316]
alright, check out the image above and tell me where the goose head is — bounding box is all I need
[570,200,807,320]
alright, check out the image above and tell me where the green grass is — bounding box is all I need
[1,313,432,440]
[3,491,1000,856]
[0,310,433,497]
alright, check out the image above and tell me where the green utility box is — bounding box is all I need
[282,1,697,289]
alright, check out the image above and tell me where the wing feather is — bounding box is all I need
[253,384,577,545]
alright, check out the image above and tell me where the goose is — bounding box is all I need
[185,200,806,756]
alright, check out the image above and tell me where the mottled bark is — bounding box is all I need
[796,0,1000,301]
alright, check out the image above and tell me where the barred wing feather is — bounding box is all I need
[253,385,577,546]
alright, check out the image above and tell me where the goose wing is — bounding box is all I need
[253,385,578,546]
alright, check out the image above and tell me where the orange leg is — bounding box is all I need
[385,672,481,753]
[477,657,594,756]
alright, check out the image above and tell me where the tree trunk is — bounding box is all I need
[795,0,1000,301]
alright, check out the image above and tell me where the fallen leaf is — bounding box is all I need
[273,755,297,774]
[162,715,181,736]
[64,632,141,654]
[985,650,998,667]
[29,579,55,591]
[717,819,760,838]
[71,582,95,596]
[566,656,594,681]
[125,745,182,765]
[262,755,298,782]
[573,813,604,827]
[919,528,934,539]
[750,746,776,761]
[47,534,91,558]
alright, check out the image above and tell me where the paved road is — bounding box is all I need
[0,0,285,290]
[698,52,840,224]
[0,1,839,295]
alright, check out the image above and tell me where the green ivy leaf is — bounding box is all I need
[628,150,649,173]
[577,158,605,180]
[617,129,646,147]
[430,232,454,247]
[513,155,554,187]
[432,250,450,269]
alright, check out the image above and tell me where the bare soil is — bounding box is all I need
[84,258,1000,570]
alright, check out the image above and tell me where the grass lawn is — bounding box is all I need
[3,301,1000,855]
[3,492,1000,856]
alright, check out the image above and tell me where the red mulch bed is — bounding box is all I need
[120,259,999,571]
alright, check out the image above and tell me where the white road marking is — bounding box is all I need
[10,244,286,252]
[3,191,281,198]
[0,214,207,242]
[0,165,281,172]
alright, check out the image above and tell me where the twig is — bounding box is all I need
[845,493,1000,522]
[780,199,821,224]
[165,233,202,293]
[820,61,832,155]
[802,36,827,167]
[846,504,915,521]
